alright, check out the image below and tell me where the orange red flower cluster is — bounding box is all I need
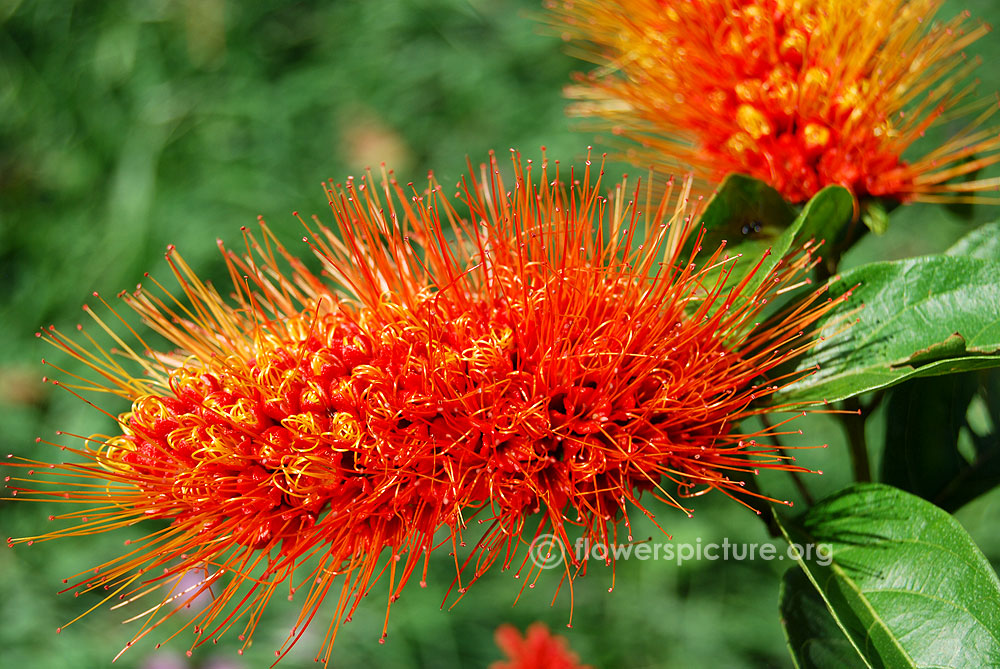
[492,623,591,669]
[8,150,847,663]
[551,0,1000,204]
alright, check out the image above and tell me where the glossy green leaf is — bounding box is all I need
[743,184,854,296]
[946,220,1000,261]
[881,371,1000,512]
[789,185,855,244]
[697,176,853,300]
[698,173,796,254]
[781,568,866,669]
[777,483,1000,668]
[777,254,1000,403]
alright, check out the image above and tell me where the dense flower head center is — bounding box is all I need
[674,0,905,200]
[114,229,761,558]
[112,311,386,552]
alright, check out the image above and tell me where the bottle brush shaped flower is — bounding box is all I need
[7,149,850,664]
[550,0,1000,204]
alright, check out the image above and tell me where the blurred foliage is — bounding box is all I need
[1,0,999,668]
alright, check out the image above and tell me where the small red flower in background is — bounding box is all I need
[550,0,1000,204]
[492,623,592,669]
[7,149,848,664]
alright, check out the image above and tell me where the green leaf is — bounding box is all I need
[698,173,796,256]
[697,176,853,302]
[743,184,854,296]
[777,254,1000,403]
[776,483,1000,668]
[781,568,867,669]
[946,220,1000,261]
[792,185,855,242]
[693,174,794,291]
[881,371,1000,512]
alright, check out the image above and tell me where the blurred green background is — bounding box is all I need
[2,1,999,667]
